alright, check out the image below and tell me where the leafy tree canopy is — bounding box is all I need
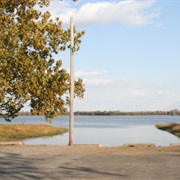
[0,0,85,122]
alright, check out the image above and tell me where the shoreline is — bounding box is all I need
[1,143,180,155]
[1,141,180,147]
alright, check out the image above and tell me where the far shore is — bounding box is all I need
[17,109,180,116]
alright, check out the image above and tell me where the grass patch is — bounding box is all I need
[155,123,180,138]
[0,123,68,142]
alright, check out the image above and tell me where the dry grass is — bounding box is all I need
[156,123,180,138]
[0,124,68,142]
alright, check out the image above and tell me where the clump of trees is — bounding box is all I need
[0,0,85,122]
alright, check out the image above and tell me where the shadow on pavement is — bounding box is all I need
[59,166,126,178]
[0,151,44,180]
[0,150,126,179]
[0,147,180,179]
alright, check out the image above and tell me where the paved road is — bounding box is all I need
[0,145,180,179]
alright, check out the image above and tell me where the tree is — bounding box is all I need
[0,0,85,122]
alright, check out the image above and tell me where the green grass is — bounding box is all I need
[0,123,68,142]
[155,123,180,138]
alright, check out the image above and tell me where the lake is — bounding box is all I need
[0,115,180,146]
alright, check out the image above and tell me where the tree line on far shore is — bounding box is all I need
[18,109,180,116]
[74,109,180,116]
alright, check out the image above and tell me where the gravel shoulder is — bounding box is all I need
[0,145,180,179]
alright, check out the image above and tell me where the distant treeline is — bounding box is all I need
[18,109,180,116]
[74,110,180,116]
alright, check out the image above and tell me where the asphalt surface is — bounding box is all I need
[0,145,180,180]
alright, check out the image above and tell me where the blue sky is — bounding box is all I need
[39,0,180,112]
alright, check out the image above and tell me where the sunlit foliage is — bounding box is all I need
[0,0,85,121]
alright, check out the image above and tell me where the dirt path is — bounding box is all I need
[0,145,180,179]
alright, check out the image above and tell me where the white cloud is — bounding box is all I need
[131,91,148,97]
[156,22,164,28]
[44,0,160,27]
[75,70,107,77]
[84,78,116,86]
[74,78,180,111]
[84,77,140,87]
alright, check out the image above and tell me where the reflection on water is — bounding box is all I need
[23,125,179,146]
[0,115,179,146]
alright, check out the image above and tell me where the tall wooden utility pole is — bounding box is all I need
[69,17,74,146]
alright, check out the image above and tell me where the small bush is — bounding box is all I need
[156,123,180,138]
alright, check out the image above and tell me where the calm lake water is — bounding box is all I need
[0,115,180,146]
